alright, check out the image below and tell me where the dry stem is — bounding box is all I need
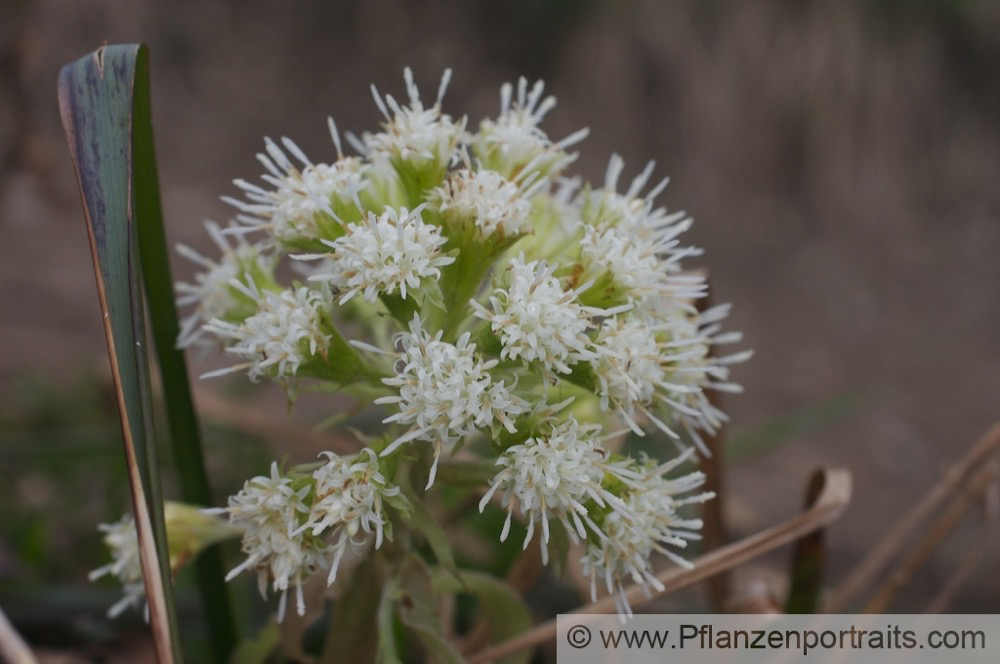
[862,463,997,613]
[827,423,1000,611]
[925,474,999,612]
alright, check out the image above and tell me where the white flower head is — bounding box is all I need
[224,120,368,246]
[89,514,145,619]
[472,254,625,376]
[297,205,454,305]
[369,315,528,489]
[591,314,701,441]
[591,306,751,453]
[646,303,753,452]
[574,156,708,305]
[581,449,713,617]
[202,282,331,383]
[479,416,637,564]
[429,167,541,238]
[207,462,326,621]
[175,69,751,624]
[302,449,401,584]
[579,223,706,304]
[580,155,685,237]
[90,504,240,620]
[175,221,275,348]
[474,77,589,178]
[365,68,465,169]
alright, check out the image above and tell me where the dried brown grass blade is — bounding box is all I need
[827,423,1000,612]
[926,476,999,613]
[862,462,998,613]
[468,467,852,664]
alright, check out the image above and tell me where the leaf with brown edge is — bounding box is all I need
[59,44,181,662]
[59,43,239,661]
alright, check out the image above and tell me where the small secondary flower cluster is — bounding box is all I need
[92,454,401,621]
[203,450,405,620]
[91,69,749,620]
[89,502,241,619]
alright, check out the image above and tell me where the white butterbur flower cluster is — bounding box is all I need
[430,167,538,237]
[206,463,321,621]
[479,415,635,563]
[591,312,735,446]
[161,68,750,620]
[473,77,588,178]
[595,302,753,454]
[472,254,624,377]
[174,221,275,348]
[224,122,369,248]
[90,503,239,621]
[578,155,707,306]
[207,454,401,621]
[304,449,400,583]
[581,450,715,617]
[202,284,332,384]
[370,315,527,488]
[300,205,453,304]
[365,68,465,175]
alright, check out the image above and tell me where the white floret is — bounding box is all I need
[479,416,638,564]
[175,220,274,348]
[223,122,368,245]
[429,167,542,237]
[302,449,400,584]
[365,68,465,168]
[296,205,454,304]
[369,316,528,488]
[474,77,589,178]
[580,449,713,617]
[202,282,331,383]
[206,463,326,621]
[472,255,628,376]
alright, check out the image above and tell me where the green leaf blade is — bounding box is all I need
[130,44,238,660]
[58,43,182,663]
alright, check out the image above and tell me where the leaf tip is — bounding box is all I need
[93,42,109,78]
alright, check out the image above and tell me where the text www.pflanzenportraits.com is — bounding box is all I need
[583,624,986,656]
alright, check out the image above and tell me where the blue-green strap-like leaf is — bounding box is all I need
[61,44,240,661]
[58,44,181,663]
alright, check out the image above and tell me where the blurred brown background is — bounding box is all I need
[2,0,999,649]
